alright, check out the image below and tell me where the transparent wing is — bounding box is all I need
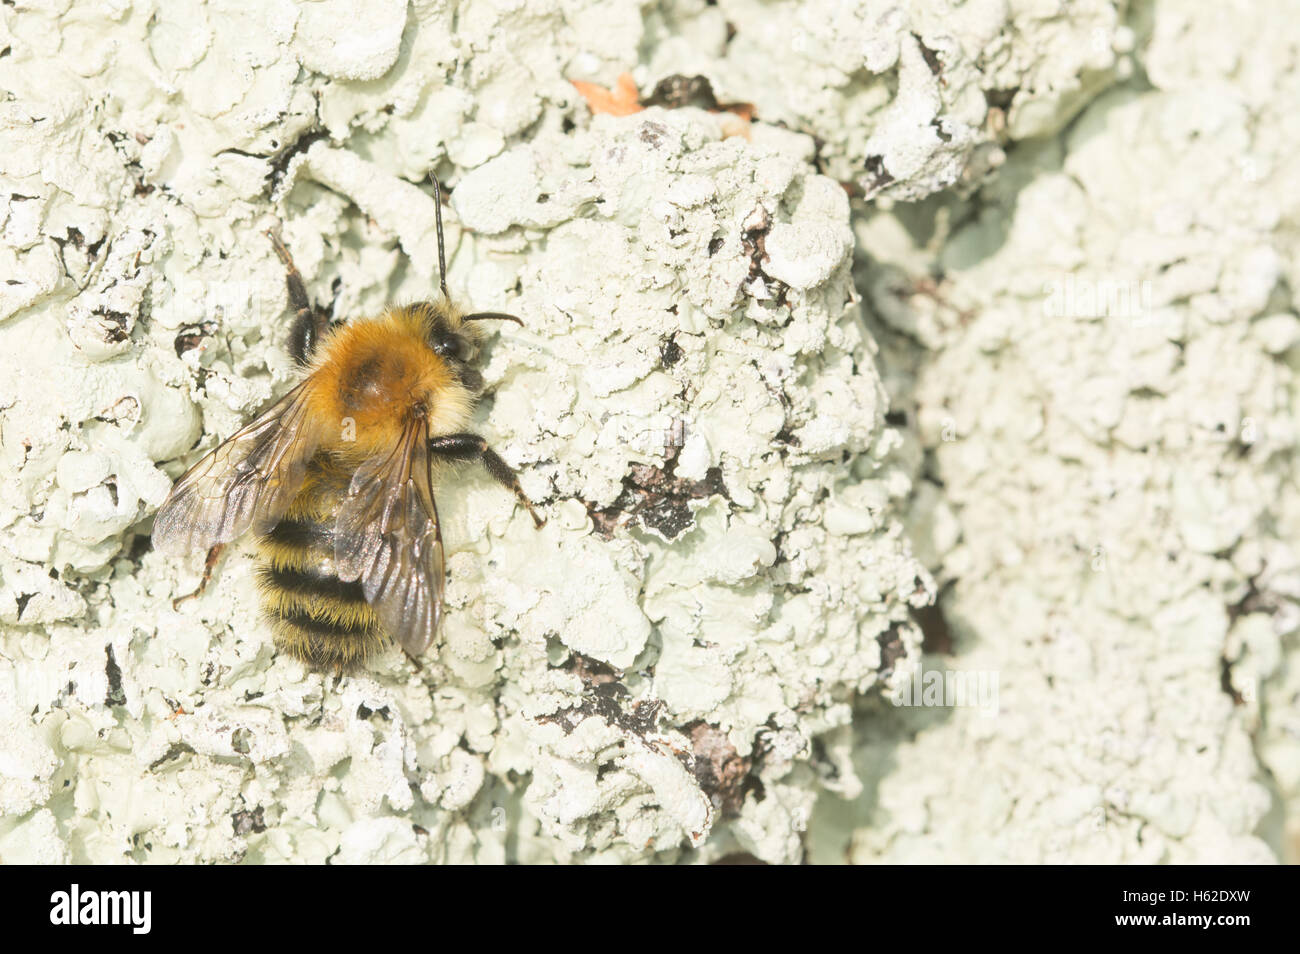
[152,381,323,556]
[333,413,445,657]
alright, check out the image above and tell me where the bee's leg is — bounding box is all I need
[428,433,545,528]
[266,229,332,366]
[171,543,227,610]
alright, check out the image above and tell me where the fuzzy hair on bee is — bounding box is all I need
[152,176,544,672]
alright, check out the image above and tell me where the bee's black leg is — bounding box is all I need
[428,433,545,528]
[267,229,332,366]
[172,543,227,609]
[286,308,333,367]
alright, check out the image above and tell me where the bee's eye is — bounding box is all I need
[433,334,473,362]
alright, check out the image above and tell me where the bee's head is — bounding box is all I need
[422,303,475,361]
[414,302,522,392]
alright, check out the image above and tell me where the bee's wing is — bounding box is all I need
[333,413,445,657]
[151,381,324,556]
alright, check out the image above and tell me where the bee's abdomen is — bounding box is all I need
[262,561,365,602]
[257,515,386,672]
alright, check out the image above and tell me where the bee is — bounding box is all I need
[152,176,544,672]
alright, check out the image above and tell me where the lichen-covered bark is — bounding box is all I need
[0,0,1293,864]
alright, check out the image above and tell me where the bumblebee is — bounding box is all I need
[152,177,543,672]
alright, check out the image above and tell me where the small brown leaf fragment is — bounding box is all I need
[572,73,644,117]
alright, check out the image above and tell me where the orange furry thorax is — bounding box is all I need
[305,304,475,457]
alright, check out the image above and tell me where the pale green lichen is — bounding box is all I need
[4,0,1291,866]
[1,0,932,864]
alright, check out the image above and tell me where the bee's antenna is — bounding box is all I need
[430,172,450,302]
[463,311,524,327]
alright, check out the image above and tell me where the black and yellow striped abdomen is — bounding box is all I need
[256,456,386,671]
